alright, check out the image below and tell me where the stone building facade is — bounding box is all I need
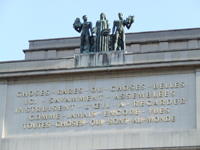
[0,28,200,149]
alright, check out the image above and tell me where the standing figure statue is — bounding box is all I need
[93,13,110,52]
[73,15,93,53]
[112,13,134,50]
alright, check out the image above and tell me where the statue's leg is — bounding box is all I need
[80,34,85,53]
[86,34,90,52]
[114,32,119,51]
[121,30,125,50]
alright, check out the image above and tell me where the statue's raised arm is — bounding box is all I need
[125,15,134,29]
[73,18,82,33]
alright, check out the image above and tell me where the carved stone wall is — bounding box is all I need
[0,28,200,150]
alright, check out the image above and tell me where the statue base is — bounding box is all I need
[74,50,126,68]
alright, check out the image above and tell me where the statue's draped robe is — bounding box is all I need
[96,20,109,51]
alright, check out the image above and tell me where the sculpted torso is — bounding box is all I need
[82,22,92,35]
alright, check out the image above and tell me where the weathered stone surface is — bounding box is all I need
[1,28,200,150]
[24,28,200,60]
[74,51,126,67]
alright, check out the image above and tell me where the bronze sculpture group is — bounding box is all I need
[73,13,134,53]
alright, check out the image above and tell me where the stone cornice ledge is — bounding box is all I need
[0,60,200,78]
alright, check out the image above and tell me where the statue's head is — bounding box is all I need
[118,13,123,19]
[82,15,88,21]
[100,13,106,20]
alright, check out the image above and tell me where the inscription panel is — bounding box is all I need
[4,72,196,137]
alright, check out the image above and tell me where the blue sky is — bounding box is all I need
[0,0,200,61]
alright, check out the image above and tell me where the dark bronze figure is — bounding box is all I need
[93,13,110,52]
[112,13,134,50]
[73,15,93,53]
[73,13,134,53]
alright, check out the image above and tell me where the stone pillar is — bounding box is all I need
[0,79,7,148]
[196,68,200,129]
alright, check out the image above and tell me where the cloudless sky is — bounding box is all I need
[0,0,200,61]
